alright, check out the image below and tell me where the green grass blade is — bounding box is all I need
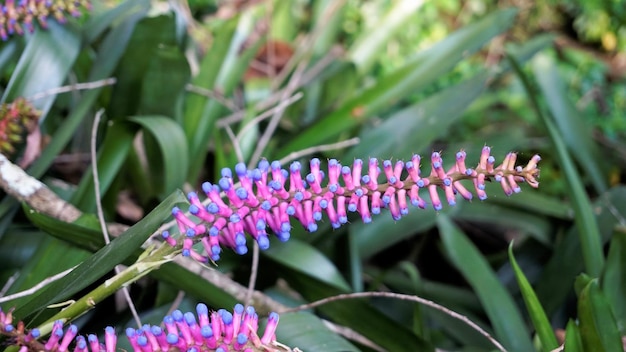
[564,320,583,352]
[508,243,559,351]
[533,54,608,193]
[601,228,626,334]
[343,72,488,160]
[437,215,533,351]
[508,52,605,277]
[578,279,623,351]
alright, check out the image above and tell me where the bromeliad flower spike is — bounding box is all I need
[0,303,283,352]
[165,148,541,262]
[0,0,92,41]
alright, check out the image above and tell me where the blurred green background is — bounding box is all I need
[0,0,625,351]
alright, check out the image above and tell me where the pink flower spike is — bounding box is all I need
[261,312,279,345]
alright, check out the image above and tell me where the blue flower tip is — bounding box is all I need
[258,236,270,250]
[307,223,318,232]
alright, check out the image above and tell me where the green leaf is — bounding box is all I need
[277,312,359,352]
[455,201,552,246]
[508,243,559,351]
[533,54,608,194]
[564,320,583,352]
[0,236,90,312]
[26,3,148,180]
[351,207,441,259]
[577,279,623,351]
[1,21,80,113]
[23,208,104,252]
[13,190,187,321]
[344,72,488,160]
[508,52,605,277]
[264,238,351,291]
[279,8,518,157]
[601,230,626,334]
[129,116,189,197]
[437,214,533,351]
[348,0,425,72]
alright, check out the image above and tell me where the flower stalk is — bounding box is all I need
[165,148,541,262]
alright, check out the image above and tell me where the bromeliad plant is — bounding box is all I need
[165,148,541,262]
[0,148,540,352]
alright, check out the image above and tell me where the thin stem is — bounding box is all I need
[0,267,75,304]
[27,78,117,102]
[91,109,141,328]
[281,291,507,352]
